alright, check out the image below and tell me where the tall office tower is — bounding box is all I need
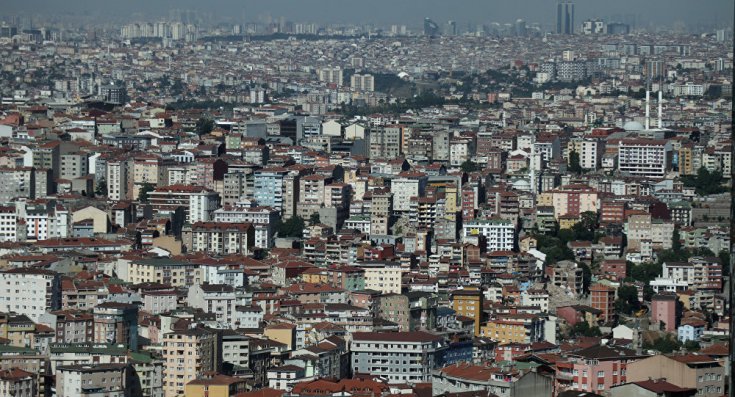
[556,1,575,35]
[424,18,439,36]
[446,20,457,36]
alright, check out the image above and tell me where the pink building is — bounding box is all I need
[555,345,647,395]
[651,293,679,332]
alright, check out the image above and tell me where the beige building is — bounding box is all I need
[626,213,674,251]
[71,206,110,234]
[126,258,202,288]
[626,354,725,397]
[537,184,598,219]
[163,328,219,397]
[182,222,255,256]
[360,262,402,294]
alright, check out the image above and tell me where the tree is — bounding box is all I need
[571,321,602,337]
[614,285,641,315]
[683,340,701,351]
[195,117,215,136]
[309,212,321,225]
[672,227,682,252]
[277,216,305,238]
[138,183,155,203]
[718,250,730,277]
[95,178,108,196]
[680,167,727,196]
[460,160,480,173]
[643,335,681,354]
[569,149,583,174]
[579,262,592,294]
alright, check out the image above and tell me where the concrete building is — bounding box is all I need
[618,139,670,178]
[162,329,220,397]
[462,218,515,252]
[626,355,725,397]
[351,331,446,384]
[568,138,603,170]
[148,185,220,223]
[56,363,128,397]
[0,368,36,397]
[351,74,375,92]
[253,168,289,213]
[93,302,139,351]
[651,293,679,332]
[182,222,255,256]
[451,289,484,336]
[0,268,61,323]
[590,283,616,324]
[432,363,553,397]
[360,262,403,294]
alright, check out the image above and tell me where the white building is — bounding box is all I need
[618,139,669,178]
[390,174,427,212]
[213,205,279,248]
[462,219,515,252]
[568,138,603,170]
[106,159,129,201]
[56,364,127,397]
[0,268,60,322]
[187,283,245,326]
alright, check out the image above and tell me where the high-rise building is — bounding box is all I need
[424,18,439,36]
[162,329,220,397]
[556,1,575,35]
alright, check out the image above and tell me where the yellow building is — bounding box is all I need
[163,329,218,397]
[263,323,296,350]
[558,215,579,230]
[678,145,694,176]
[301,268,329,284]
[451,289,483,336]
[480,319,528,344]
[127,258,202,287]
[185,374,247,397]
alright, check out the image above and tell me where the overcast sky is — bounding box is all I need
[3,0,733,29]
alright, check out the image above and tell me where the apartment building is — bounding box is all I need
[351,331,446,384]
[618,139,669,178]
[182,222,255,256]
[148,185,220,223]
[0,268,61,323]
[0,368,36,397]
[162,329,220,397]
[568,138,603,170]
[360,262,403,294]
[391,173,427,212]
[213,205,279,248]
[462,218,515,252]
[627,354,725,397]
[125,258,203,287]
[253,167,289,213]
[56,364,127,397]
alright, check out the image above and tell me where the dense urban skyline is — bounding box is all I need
[2,0,733,30]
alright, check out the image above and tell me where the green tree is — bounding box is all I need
[195,117,215,136]
[138,183,155,203]
[681,167,727,196]
[309,212,321,225]
[571,321,602,337]
[579,262,592,294]
[614,285,641,315]
[672,227,682,252]
[683,340,701,351]
[460,160,480,173]
[95,178,108,196]
[718,250,730,277]
[643,334,681,354]
[277,216,305,238]
[569,149,583,174]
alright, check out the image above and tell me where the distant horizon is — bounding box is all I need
[2,0,733,31]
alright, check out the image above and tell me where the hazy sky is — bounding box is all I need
[3,0,733,29]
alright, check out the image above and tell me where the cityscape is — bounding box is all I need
[0,1,732,397]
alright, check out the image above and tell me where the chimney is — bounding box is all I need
[657,91,663,129]
[645,90,650,130]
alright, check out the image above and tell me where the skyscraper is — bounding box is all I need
[424,18,439,37]
[556,1,575,35]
